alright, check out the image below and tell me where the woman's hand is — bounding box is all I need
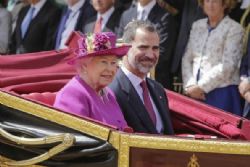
[185,85,206,100]
[239,79,250,97]
[243,91,250,103]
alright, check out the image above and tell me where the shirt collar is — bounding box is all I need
[137,0,156,18]
[31,0,46,12]
[97,6,115,23]
[69,0,85,12]
[121,66,145,88]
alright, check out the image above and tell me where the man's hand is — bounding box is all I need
[185,85,205,100]
[239,79,250,97]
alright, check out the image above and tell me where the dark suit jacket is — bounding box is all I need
[167,0,205,74]
[109,69,174,135]
[83,7,123,33]
[11,0,62,54]
[53,0,96,48]
[117,3,178,89]
[71,0,96,32]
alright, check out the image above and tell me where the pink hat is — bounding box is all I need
[68,32,130,64]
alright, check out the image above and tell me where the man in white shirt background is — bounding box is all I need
[10,0,61,54]
[54,0,95,49]
[83,0,125,34]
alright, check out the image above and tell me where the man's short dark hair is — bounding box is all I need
[122,20,159,43]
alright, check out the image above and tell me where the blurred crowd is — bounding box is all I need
[1,0,250,118]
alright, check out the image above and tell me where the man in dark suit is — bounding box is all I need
[54,0,95,49]
[117,0,178,90]
[83,0,124,34]
[11,0,61,54]
[164,0,205,76]
[110,20,174,135]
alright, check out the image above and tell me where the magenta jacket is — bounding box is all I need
[54,75,128,130]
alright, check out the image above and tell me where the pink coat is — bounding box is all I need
[54,75,128,130]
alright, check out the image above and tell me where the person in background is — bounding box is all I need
[54,32,130,131]
[83,0,124,34]
[109,20,174,135]
[239,34,250,119]
[239,7,250,119]
[10,0,61,54]
[7,0,29,32]
[165,0,249,85]
[117,0,178,90]
[164,0,205,77]
[182,0,244,116]
[54,0,95,49]
[0,1,11,54]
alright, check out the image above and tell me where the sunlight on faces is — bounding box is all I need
[127,28,159,77]
[203,0,226,17]
[81,55,119,91]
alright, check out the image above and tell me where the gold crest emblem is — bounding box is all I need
[187,154,200,167]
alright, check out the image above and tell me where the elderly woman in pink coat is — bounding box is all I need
[54,32,130,131]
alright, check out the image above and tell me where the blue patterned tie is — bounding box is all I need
[21,7,35,39]
[55,8,72,49]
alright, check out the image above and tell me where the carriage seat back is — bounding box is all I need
[22,92,56,106]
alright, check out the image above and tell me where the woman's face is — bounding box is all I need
[203,0,225,18]
[83,55,119,91]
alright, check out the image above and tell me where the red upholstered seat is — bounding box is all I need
[22,92,56,106]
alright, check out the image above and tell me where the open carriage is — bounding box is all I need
[1,32,250,167]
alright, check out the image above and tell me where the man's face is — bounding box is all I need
[65,0,79,7]
[138,0,152,6]
[92,0,114,14]
[203,0,225,18]
[126,28,160,78]
[28,0,40,4]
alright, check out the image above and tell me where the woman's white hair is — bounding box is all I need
[74,57,93,74]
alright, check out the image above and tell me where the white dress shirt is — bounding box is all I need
[30,0,46,19]
[96,6,114,31]
[137,0,156,20]
[59,0,85,49]
[121,66,163,133]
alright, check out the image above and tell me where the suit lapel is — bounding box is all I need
[29,1,48,27]
[117,70,157,133]
[25,1,49,39]
[130,5,138,20]
[147,4,159,21]
[18,6,29,41]
[104,10,116,32]
[85,16,96,33]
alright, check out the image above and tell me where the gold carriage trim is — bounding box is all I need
[0,91,111,140]
[0,127,74,166]
[114,134,250,167]
[187,154,200,167]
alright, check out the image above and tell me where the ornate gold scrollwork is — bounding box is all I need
[0,127,75,166]
[187,154,200,167]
